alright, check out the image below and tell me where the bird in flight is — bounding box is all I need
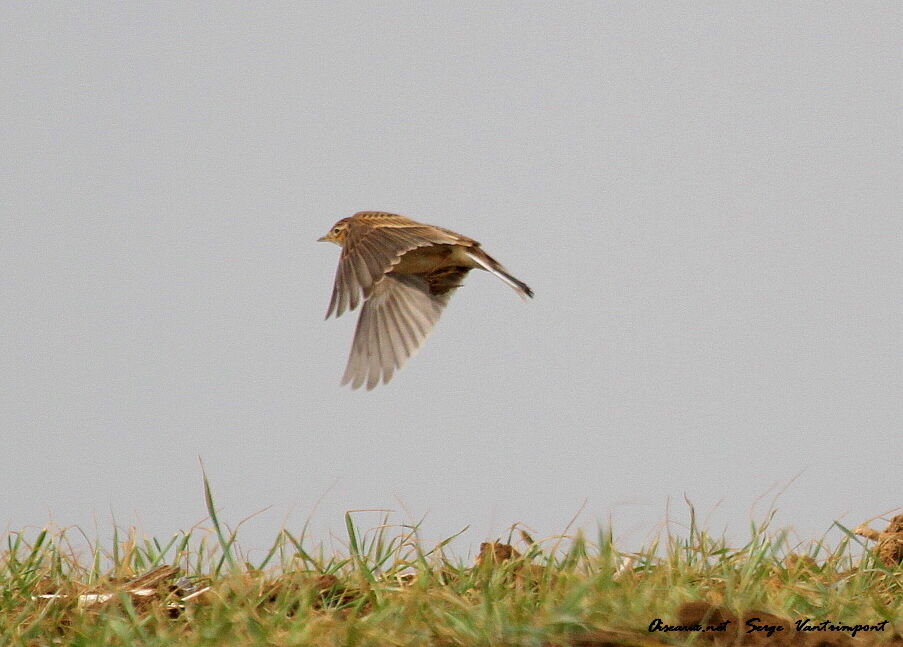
[319,211,533,390]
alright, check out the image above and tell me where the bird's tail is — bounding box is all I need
[465,248,534,300]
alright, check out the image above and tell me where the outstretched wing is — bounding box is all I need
[342,268,469,390]
[325,212,469,319]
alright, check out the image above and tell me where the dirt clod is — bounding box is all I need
[854,514,903,566]
[475,541,522,566]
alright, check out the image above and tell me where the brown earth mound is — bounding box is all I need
[855,514,903,566]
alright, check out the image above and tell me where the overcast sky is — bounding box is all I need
[2,2,901,556]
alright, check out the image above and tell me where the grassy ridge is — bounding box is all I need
[1,488,900,645]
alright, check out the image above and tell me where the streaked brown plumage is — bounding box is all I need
[319,211,533,390]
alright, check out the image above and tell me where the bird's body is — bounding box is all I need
[319,211,532,390]
[390,243,469,275]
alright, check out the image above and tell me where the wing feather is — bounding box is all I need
[340,273,460,390]
[385,295,415,357]
[378,298,403,372]
[366,303,384,390]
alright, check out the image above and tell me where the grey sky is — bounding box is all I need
[2,2,901,554]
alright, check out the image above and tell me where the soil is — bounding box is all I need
[855,514,903,566]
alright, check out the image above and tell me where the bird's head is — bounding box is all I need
[318,219,350,245]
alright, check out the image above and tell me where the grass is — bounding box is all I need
[0,481,900,646]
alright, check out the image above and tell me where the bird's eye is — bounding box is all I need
[333,227,341,234]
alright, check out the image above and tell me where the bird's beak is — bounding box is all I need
[317,235,330,242]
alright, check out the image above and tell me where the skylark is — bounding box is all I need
[319,211,533,390]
